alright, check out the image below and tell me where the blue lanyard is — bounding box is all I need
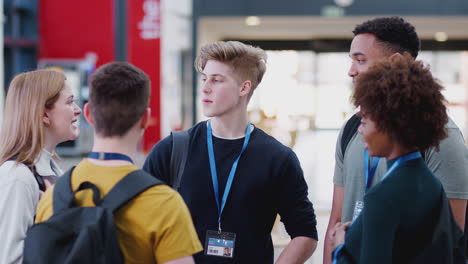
[332,244,345,264]
[382,151,421,180]
[364,149,380,193]
[88,152,134,164]
[207,121,251,232]
[364,150,422,193]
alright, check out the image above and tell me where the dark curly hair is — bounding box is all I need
[352,54,448,152]
[353,17,420,58]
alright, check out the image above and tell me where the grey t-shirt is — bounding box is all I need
[334,117,468,222]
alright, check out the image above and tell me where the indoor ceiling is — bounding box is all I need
[199,16,468,45]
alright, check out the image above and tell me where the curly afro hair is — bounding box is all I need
[352,53,448,152]
[353,17,420,59]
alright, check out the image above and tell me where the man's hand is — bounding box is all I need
[275,236,317,264]
[162,256,195,264]
[324,185,344,264]
[330,221,351,250]
[448,199,466,231]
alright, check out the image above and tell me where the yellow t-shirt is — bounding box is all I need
[36,159,202,264]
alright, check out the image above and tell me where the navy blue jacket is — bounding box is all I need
[333,158,465,264]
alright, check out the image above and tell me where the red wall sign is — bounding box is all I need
[39,0,162,153]
[128,0,161,153]
[39,0,115,67]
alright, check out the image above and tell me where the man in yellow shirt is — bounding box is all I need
[35,62,202,264]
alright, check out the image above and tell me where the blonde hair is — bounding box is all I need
[195,41,267,92]
[0,70,65,167]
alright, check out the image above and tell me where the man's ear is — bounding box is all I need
[140,107,151,129]
[83,103,95,126]
[240,80,252,97]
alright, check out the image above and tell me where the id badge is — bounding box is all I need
[205,230,236,258]
[352,200,364,222]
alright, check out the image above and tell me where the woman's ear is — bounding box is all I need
[43,110,51,127]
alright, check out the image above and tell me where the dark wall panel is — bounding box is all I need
[195,0,468,16]
[225,39,468,52]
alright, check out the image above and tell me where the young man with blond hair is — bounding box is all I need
[36,62,202,264]
[144,41,318,263]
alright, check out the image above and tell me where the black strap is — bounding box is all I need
[31,166,46,192]
[53,167,76,214]
[54,168,164,214]
[341,114,361,156]
[169,130,190,191]
[7,158,46,192]
[465,204,468,258]
[100,170,163,212]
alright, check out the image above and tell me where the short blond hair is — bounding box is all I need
[0,70,65,167]
[195,41,267,92]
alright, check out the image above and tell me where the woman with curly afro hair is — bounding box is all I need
[330,54,465,264]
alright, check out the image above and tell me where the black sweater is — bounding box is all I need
[143,121,317,264]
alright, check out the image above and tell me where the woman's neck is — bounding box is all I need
[386,144,418,160]
[43,137,57,153]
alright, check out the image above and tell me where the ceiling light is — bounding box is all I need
[334,0,353,7]
[245,16,261,26]
[434,32,448,42]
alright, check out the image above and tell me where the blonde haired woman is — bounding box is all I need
[0,70,82,263]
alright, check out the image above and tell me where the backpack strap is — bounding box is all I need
[100,170,164,212]
[53,167,76,214]
[30,166,46,192]
[465,204,468,258]
[341,114,361,156]
[53,168,101,214]
[53,168,163,214]
[169,130,190,191]
[7,158,46,192]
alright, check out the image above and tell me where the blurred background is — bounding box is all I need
[1,0,468,262]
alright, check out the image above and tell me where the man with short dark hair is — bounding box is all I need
[36,62,202,264]
[323,16,468,264]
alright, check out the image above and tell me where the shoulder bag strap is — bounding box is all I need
[169,130,190,191]
[52,167,76,214]
[341,113,361,156]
